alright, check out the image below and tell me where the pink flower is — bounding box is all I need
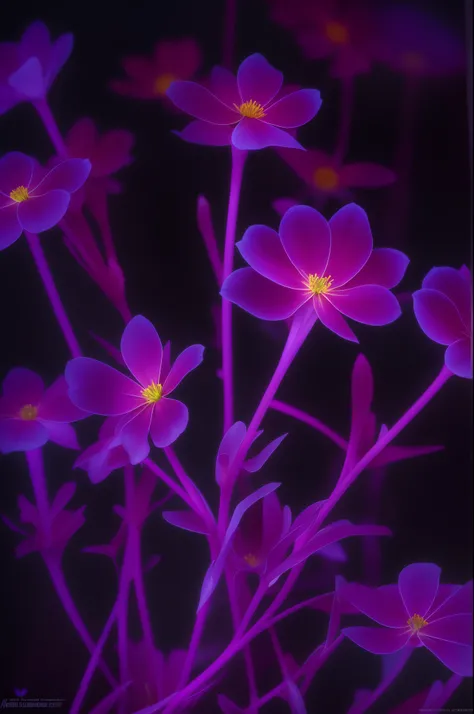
[166,53,322,150]
[222,204,408,342]
[110,39,201,101]
[413,266,472,379]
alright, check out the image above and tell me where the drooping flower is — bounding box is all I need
[0,369,87,454]
[110,39,201,101]
[0,152,91,251]
[341,563,473,676]
[222,204,408,342]
[413,266,472,379]
[166,53,322,150]
[65,316,204,464]
[0,21,73,115]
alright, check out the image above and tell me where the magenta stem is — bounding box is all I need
[197,196,222,284]
[25,449,50,545]
[144,458,198,512]
[269,399,347,450]
[117,468,135,712]
[221,148,247,435]
[222,0,237,69]
[33,99,68,157]
[25,232,82,358]
[131,524,155,653]
[225,571,258,708]
[163,448,216,532]
[334,76,355,163]
[176,601,210,693]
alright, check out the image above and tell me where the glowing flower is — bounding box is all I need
[222,204,408,342]
[0,152,91,251]
[413,266,472,379]
[342,563,473,676]
[65,316,204,464]
[166,53,322,150]
[0,369,86,454]
[0,21,73,114]
[215,421,287,486]
[74,416,129,483]
[110,39,201,101]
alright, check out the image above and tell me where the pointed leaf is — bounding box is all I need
[243,433,287,473]
[50,482,76,517]
[162,510,209,535]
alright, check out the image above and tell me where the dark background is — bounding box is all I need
[0,0,472,712]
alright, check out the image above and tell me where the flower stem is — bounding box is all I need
[269,399,347,450]
[164,447,215,531]
[197,196,222,284]
[144,458,197,512]
[334,76,355,163]
[225,571,258,708]
[25,232,82,358]
[177,601,210,692]
[221,147,247,435]
[117,468,135,713]
[33,99,68,158]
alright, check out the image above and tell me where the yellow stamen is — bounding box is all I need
[141,381,163,404]
[234,100,266,119]
[314,167,339,191]
[9,185,30,203]
[325,21,349,45]
[19,404,38,421]
[154,73,176,95]
[244,553,260,568]
[407,613,428,632]
[307,273,333,295]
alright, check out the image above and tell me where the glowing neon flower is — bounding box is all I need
[0,21,73,114]
[342,563,473,676]
[0,152,91,251]
[110,39,201,101]
[222,204,408,342]
[65,316,204,464]
[0,369,86,454]
[166,53,322,150]
[413,266,472,379]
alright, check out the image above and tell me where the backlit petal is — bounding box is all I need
[166,81,238,124]
[264,89,322,128]
[221,268,309,320]
[237,54,283,105]
[398,563,441,618]
[413,289,466,345]
[329,286,401,326]
[279,205,330,277]
[65,358,143,415]
[149,397,189,448]
[232,118,303,151]
[327,204,373,287]
[121,315,163,387]
[237,224,303,288]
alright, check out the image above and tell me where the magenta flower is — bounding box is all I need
[110,38,201,101]
[0,21,73,114]
[0,151,91,251]
[413,266,472,379]
[74,417,129,483]
[222,204,408,342]
[341,563,473,676]
[166,53,322,150]
[0,369,86,454]
[65,316,204,464]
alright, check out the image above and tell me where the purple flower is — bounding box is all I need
[166,53,322,150]
[413,266,472,379]
[0,369,86,454]
[74,417,129,483]
[216,421,287,486]
[0,21,73,114]
[341,563,473,676]
[221,204,408,342]
[65,315,204,464]
[0,151,91,251]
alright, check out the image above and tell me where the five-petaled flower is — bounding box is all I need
[0,151,91,251]
[413,266,472,379]
[65,316,204,464]
[341,563,473,676]
[0,369,86,454]
[166,53,322,150]
[221,203,409,342]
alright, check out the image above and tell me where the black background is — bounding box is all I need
[0,0,472,712]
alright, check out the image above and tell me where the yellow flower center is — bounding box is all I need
[307,274,333,295]
[400,51,425,72]
[314,167,339,190]
[407,613,428,632]
[154,73,176,95]
[325,21,349,45]
[9,185,30,203]
[244,553,260,568]
[234,100,266,119]
[141,381,163,404]
[19,404,38,421]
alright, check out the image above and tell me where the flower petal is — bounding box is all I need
[162,344,204,395]
[7,57,44,99]
[2,368,44,405]
[43,421,79,449]
[343,626,410,654]
[149,397,189,448]
[329,286,401,326]
[216,421,246,485]
[429,581,473,620]
[65,357,143,415]
[445,338,472,379]
[0,152,35,193]
[264,89,322,128]
[421,636,472,676]
[314,295,358,342]
[398,563,441,618]
[237,224,303,288]
[17,190,70,233]
[413,289,466,345]
[221,268,309,320]
[237,54,283,105]
[210,66,240,107]
[166,81,238,124]
[279,205,331,277]
[423,614,473,645]
[175,121,233,146]
[38,376,87,422]
[0,204,22,251]
[119,406,153,464]
[327,204,373,287]
[345,248,409,289]
[422,267,471,327]
[33,159,91,194]
[340,583,407,627]
[0,418,48,453]
[232,118,303,150]
[120,315,163,388]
